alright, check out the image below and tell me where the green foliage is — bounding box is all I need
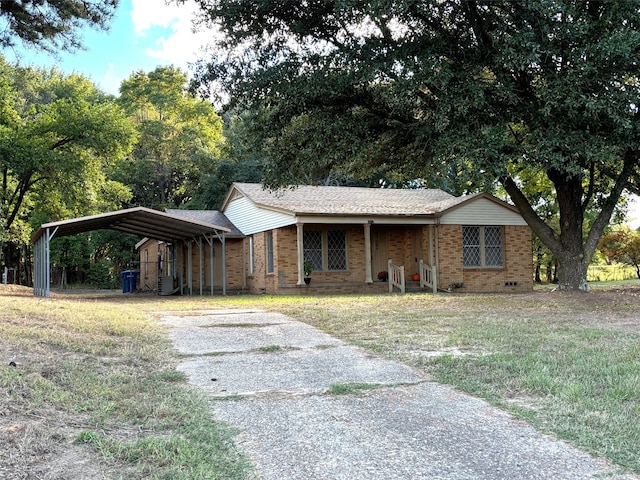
[192,0,640,290]
[0,0,117,53]
[0,57,136,240]
[115,66,225,209]
[88,260,116,289]
[303,260,313,277]
[599,229,640,279]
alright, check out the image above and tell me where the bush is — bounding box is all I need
[88,260,117,289]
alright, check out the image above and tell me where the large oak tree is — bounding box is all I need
[191,0,640,291]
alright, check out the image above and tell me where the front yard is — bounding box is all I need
[1,284,639,477]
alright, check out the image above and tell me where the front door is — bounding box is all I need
[371,228,390,279]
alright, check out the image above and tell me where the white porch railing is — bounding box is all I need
[388,259,405,294]
[419,259,438,293]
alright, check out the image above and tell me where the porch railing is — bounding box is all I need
[419,259,438,293]
[388,259,405,294]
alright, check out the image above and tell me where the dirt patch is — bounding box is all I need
[0,418,112,480]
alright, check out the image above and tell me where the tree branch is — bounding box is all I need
[582,161,595,211]
[500,174,561,253]
[585,151,638,258]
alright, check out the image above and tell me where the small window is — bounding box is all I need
[266,231,274,274]
[462,226,503,268]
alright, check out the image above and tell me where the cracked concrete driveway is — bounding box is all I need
[160,309,636,480]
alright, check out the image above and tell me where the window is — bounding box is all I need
[303,230,323,271]
[327,230,347,270]
[304,230,347,271]
[462,226,503,268]
[266,231,274,273]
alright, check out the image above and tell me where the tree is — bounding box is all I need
[191,0,640,291]
[0,0,117,52]
[599,229,640,280]
[115,66,225,209]
[0,57,137,278]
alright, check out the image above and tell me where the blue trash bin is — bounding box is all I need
[121,270,139,293]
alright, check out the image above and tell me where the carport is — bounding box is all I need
[31,207,231,298]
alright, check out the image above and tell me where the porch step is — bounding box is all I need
[405,281,425,293]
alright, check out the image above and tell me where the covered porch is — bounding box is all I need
[291,221,439,294]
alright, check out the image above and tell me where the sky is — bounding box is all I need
[4,0,211,95]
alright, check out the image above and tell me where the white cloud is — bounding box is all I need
[130,0,182,35]
[130,0,211,68]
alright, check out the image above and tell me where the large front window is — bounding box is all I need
[462,226,503,268]
[304,230,347,271]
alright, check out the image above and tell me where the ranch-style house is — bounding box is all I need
[136,182,533,295]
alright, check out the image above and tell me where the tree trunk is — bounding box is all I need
[501,157,632,292]
[555,252,589,291]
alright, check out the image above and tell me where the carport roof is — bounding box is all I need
[31,207,231,244]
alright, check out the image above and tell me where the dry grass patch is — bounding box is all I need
[0,286,253,480]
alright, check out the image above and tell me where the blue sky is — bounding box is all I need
[4,0,211,95]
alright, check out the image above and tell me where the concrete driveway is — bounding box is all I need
[160,309,635,480]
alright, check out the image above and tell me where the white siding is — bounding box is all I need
[440,197,527,226]
[224,196,296,235]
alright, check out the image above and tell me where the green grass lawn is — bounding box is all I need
[1,284,639,477]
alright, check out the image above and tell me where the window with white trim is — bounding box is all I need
[462,226,503,268]
[303,230,347,271]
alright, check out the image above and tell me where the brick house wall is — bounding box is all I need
[436,224,533,293]
[140,222,532,295]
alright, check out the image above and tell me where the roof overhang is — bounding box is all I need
[31,207,231,244]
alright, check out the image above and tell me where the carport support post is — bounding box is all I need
[187,240,193,296]
[198,236,203,296]
[33,226,57,298]
[221,233,226,296]
[206,234,214,296]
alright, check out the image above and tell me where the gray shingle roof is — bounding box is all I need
[232,183,459,216]
[166,209,244,237]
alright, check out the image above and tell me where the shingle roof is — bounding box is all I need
[165,209,244,237]
[232,183,459,216]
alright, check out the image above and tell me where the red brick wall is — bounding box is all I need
[141,222,533,295]
[436,224,533,293]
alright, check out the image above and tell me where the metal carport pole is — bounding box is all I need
[204,234,214,296]
[214,230,226,296]
[33,226,58,298]
[197,236,203,296]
